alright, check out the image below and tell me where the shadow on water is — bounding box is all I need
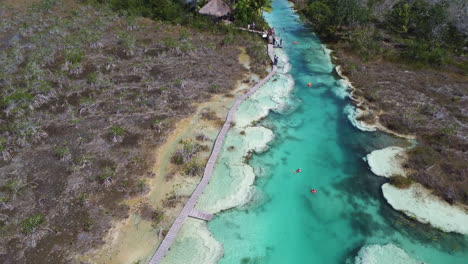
[348,211,382,237]
[379,200,468,254]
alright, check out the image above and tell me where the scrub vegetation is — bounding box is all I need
[293,0,467,205]
[297,0,466,69]
[0,0,269,262]
[88,0,272,29]
[389,175,412,189]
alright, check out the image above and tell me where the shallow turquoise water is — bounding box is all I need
[208,1,468,263]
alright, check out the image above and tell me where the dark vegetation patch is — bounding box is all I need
[0,0,269,262]
[389,175,413,189]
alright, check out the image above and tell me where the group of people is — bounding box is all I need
[273,37,283,48]
[267,27,275,36]
[268,27,283,48]
[247,22,256,31]
[295,168,317,194]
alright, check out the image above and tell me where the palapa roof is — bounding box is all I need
[199,0,231,17]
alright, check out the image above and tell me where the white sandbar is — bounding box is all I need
[382,183,468,235]
[366,146,406,178]
[354,243,423,264]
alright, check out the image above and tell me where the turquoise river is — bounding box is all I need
[162,0,468,263]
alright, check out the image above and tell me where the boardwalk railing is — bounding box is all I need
[236,27,265,35]
[148,45,277,264]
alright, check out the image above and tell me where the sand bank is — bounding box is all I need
[162,218,223,264]
[366,146,468,235]
[354,244,423,264]
[366,146,407,178]
[383,183,468,235]
[162,48,294,264]
[197,48,293,213]
[196,126,275,214]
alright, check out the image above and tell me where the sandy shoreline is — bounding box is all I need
[366,145,468,235]
[334,65,415,140]
[383,183,468,235]
[354,243,423,264]
[161,47,293,264]
[335,59,468,236]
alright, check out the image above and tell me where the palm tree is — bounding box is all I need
[250,0,272,16]
[233,0,271,24]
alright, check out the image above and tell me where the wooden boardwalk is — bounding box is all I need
[236,27,265,35]
[189,209,213,221]
[148,45,277,264]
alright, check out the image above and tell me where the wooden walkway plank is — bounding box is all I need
[148,46,278,264]
[236,27,264,35]
[189,209,213,221]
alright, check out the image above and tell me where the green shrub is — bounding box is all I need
[0,192,9,203]
[21,213,45,234]
[303,0,369,38]
[407,145,439,168]
[389,175,412,189]
[137,179,147,192]
[109,125,126,137]
[118,32,136,52]
[87,72,98,84]
[171,150,184,165]
[83,217,94,231]
[4,179,23,194]
[151,209,164,227]
[65,48,85,65]
[401,40,448,66]
[32,0,59,11]
[175,79,183,87]
[171,140,200,165]
[209,84,220,93]
[179,28,189,40]
[92,0,187,24]
[305,1,334,36]
[97,166,115,183]
[1,90,34,108]
[346,26,383,61]
[385,1,410,33]
[78,192,89,206]
[0,137,6,152]
[407,0,449,41]
[54,146,71,160]
[184,160,203,176]
[163,37,177,49]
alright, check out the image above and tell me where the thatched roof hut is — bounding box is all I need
[199,0,231,17]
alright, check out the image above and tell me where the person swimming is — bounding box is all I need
[311,188,317,194]
[295,168,302,173]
